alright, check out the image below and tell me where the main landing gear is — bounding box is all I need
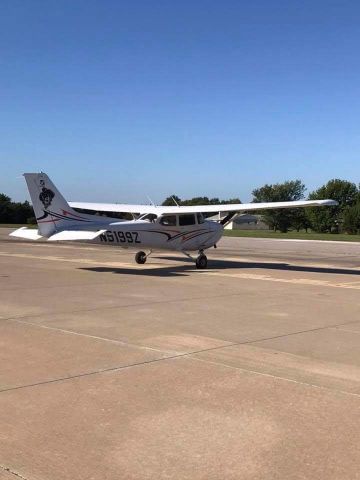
[183,249,208,269]
[135,250,152,264]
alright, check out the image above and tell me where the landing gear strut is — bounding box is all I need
[195,250,208,269]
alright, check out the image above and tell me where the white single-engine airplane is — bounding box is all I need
[10,173,337,269]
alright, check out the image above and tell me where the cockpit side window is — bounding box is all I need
[179,214,196,226]
[197,213,205,224]
[141,213,158,223]
[159,215,177,226]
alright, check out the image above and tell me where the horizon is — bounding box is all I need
[1,1,360,203]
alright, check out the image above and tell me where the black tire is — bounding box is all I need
[135,251,147,264]
[196,254,207,269]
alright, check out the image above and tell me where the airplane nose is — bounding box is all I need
[211,221,223,232]
[208,221,223,242]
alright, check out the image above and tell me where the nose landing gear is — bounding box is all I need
[135,250,152,264]
[135,251,146,264]
[195,250,208,269]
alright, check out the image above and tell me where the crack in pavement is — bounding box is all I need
[0,465,28,479]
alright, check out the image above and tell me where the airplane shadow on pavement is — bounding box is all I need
[79,256,360,278]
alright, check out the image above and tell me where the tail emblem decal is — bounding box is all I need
[39,179,55,209]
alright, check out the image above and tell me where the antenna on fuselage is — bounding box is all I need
[171,196,180,207]
[146,196,156,207]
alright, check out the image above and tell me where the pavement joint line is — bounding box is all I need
[5,307,360,358]
[0,289,260,323]
[3,316,360,395]
[2,334,360,400]
[0,465,28,480]
[10,318,177,355]
[0,354,190,394]
[191,356,360,399]
[12,313,360,357]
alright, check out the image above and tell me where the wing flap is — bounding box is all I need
[48,230,107,241]
[69,201,154,214]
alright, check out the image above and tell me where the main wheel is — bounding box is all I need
[196,254,208,269]
[135,251,147,264]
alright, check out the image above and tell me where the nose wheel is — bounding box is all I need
[196,253,208,269]
[135,251,147,264]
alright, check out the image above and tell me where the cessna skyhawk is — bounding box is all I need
[10,173,337,269]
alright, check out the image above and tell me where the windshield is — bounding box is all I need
[139,213,158,223]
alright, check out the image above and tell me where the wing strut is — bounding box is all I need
[220,212,238,227]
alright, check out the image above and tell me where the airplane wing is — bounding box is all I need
[69,199,337,215]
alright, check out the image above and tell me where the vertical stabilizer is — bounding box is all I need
[24,172,93,237]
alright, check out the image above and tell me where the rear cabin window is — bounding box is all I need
[179,214,196,226]
[160,215,177,226]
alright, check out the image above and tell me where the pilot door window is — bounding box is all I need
[159,215,177,226]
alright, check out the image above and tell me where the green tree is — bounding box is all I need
[252,180,306,232]
[182,196,211,206]
[291,208,312,232]
[0,194,34,224]
[343,202,360,234]
[219,198,241,205]
[0,193,12,223]
[161,195,182,206]
[307,179,358,233]
[161,195,241,207]
[9,201,34,224]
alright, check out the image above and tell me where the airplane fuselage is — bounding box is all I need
[92,218,223,252]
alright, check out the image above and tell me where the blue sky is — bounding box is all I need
[1,0,359,203]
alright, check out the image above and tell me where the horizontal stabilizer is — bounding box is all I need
[9,227,42,240]
[47,229,107,241]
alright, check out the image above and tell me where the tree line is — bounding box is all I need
[162,179,360,234]
[0,194,34,225]
[1,178,360,234]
